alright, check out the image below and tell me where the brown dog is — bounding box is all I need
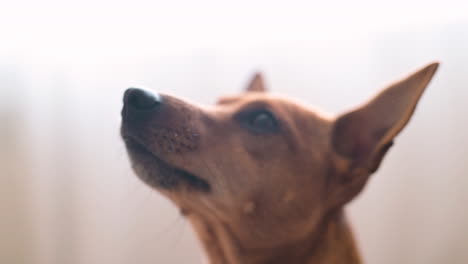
[121,62,439,264]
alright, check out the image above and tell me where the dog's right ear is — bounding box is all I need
[329,62,439,207]
[245,72,267,92]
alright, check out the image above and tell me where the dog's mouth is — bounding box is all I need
[122,134,211,193]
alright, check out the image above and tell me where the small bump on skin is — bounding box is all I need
[243,202,256,214]
[281,191,295,204]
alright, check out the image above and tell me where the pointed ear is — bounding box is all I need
[245,72,267,92]
[332,62,438,170]
[332,62,439,170]
[328,62,439,207]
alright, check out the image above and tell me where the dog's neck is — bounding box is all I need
[188,210,362,264]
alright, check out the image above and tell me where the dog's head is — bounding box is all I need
[121,63,438,247]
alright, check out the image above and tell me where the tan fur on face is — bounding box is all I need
[121,63,439,264]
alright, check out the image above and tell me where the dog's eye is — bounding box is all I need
[240,110,279,133]
[250,112,275,129]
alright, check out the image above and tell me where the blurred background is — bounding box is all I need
[1,1,467,263]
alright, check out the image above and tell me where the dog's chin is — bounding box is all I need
[122,136,211,193]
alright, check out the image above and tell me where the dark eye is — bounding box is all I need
[240,110,279,133]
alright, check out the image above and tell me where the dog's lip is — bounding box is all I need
[121,133,211,192]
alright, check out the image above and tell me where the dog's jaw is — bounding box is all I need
[121,133,210,192]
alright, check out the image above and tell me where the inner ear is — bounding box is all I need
[327,62,439,209]
[332,62,439,169]
[245,72,267,92]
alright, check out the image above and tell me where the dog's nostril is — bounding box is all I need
[124,88,161,111]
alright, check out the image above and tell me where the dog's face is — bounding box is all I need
[120,77,332,244]
[121,63,438,247]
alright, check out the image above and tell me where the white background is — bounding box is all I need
[1,1,468,263]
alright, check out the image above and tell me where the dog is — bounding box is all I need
[121,62,439,264]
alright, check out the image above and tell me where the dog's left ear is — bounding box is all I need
[245,72,267,92]
[330,62,439,205]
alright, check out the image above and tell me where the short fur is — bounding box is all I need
[121,62,439,264]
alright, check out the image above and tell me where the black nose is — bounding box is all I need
[123,88,161,111]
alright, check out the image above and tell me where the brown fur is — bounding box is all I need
[121,62,439,263]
